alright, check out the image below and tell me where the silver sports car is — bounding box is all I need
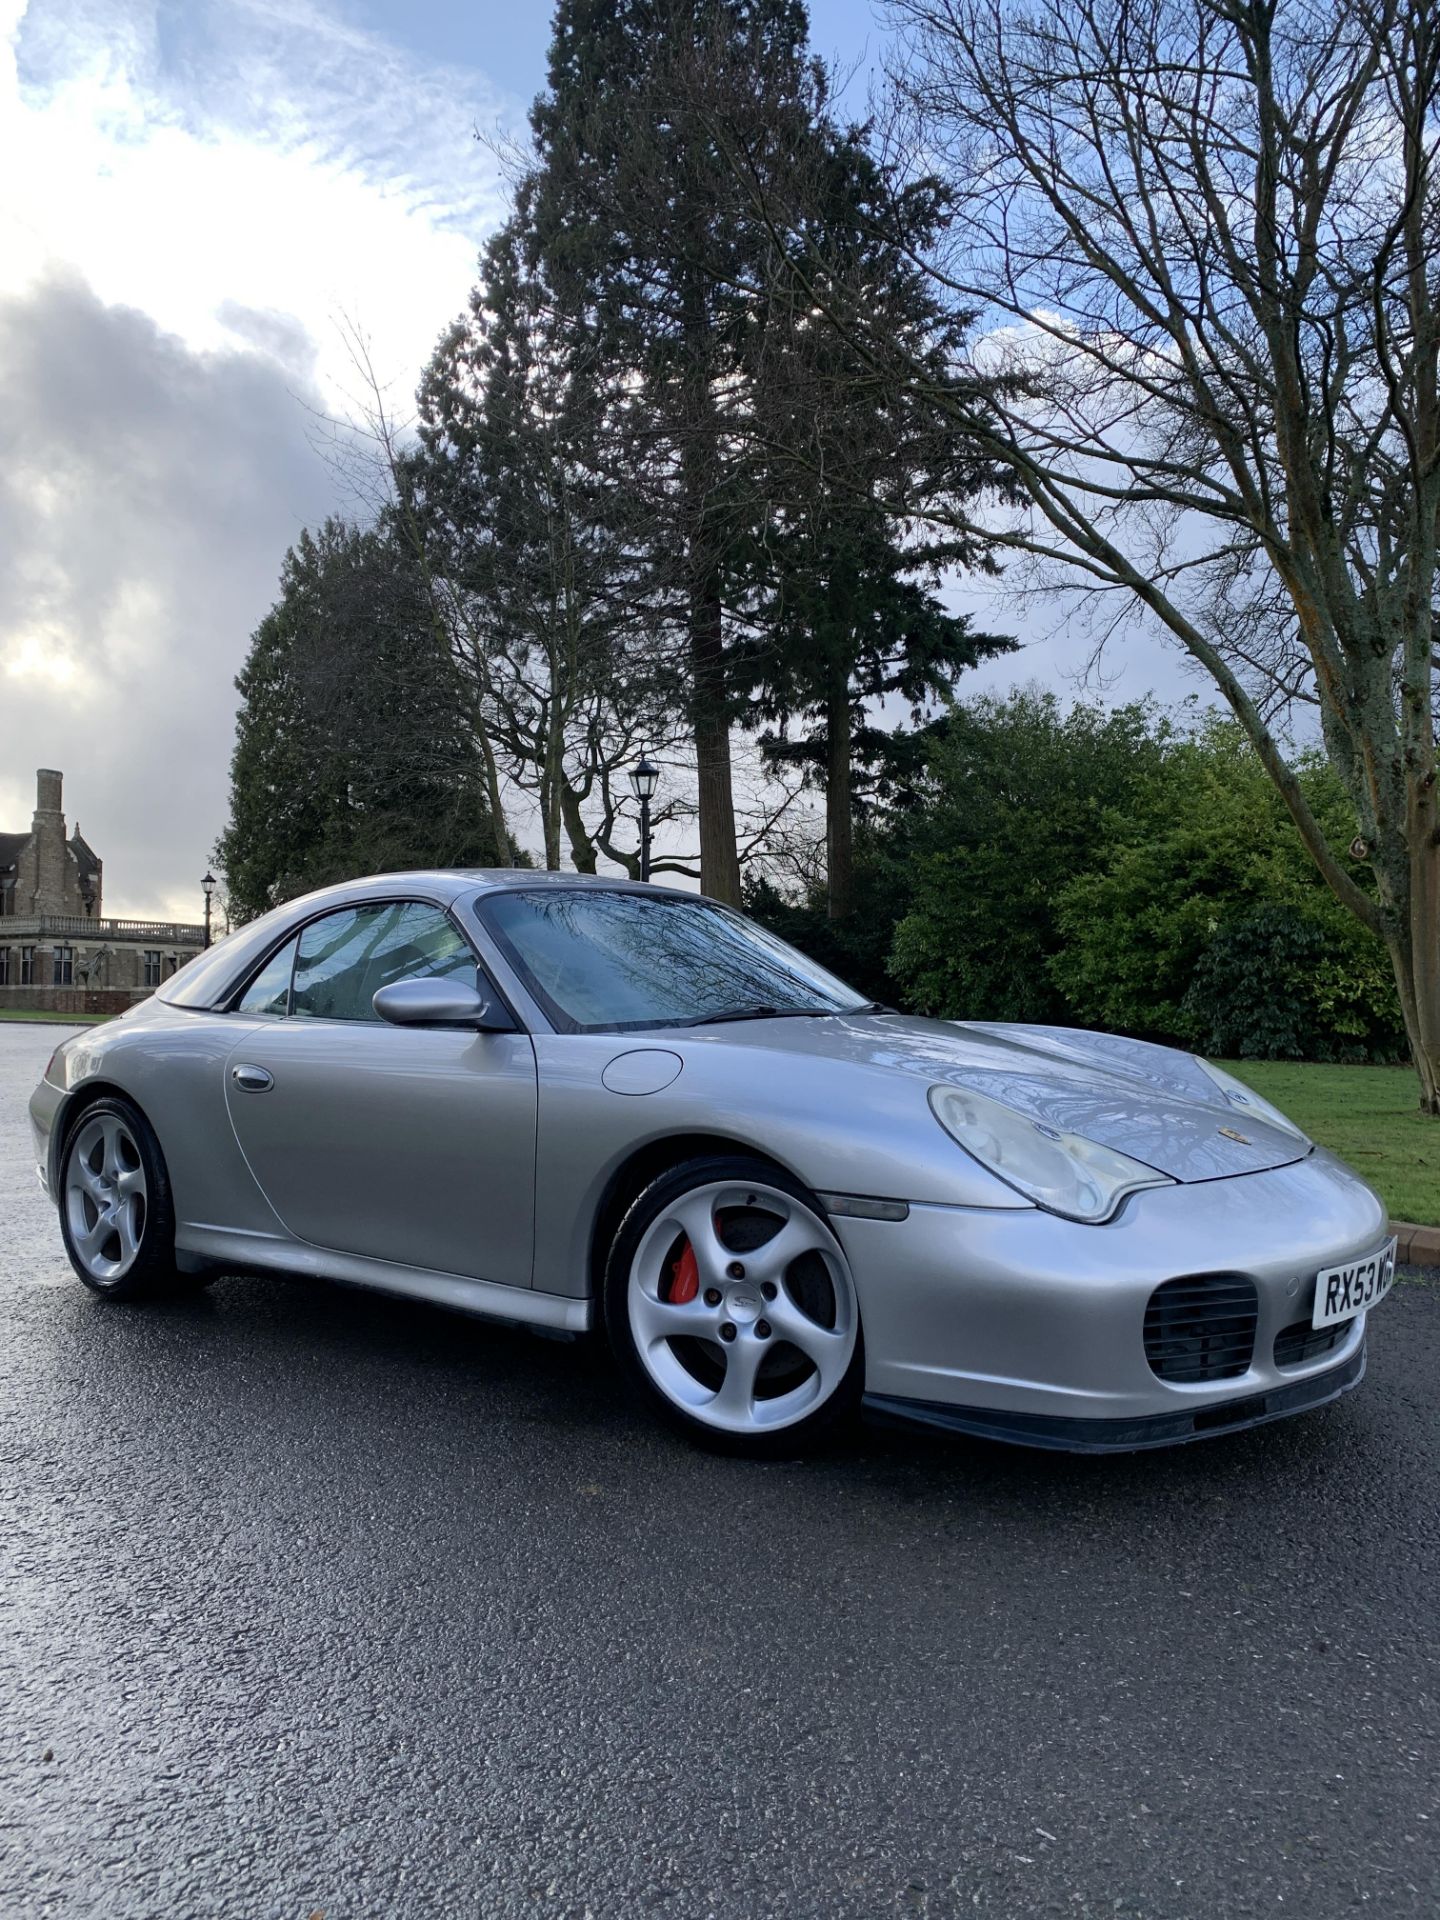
[29,871,1397,1455]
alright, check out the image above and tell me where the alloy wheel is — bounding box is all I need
[64,1113,148,1286]
[626,1180,858,1434]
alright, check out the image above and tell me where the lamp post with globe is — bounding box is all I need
[201,870,217,949]
[628,755,659,883]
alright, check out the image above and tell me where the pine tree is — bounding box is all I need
[524,0,823,903]
[217,520,506,920]
[736,129,1012,916]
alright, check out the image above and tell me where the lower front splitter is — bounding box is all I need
[863,1342,1366,1453]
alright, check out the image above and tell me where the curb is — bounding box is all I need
[0,1017,111,1029]
[1393,1220,1440,1267]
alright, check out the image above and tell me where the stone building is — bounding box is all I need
[0,769,205,1014]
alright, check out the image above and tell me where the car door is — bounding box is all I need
[222,898,537,1288]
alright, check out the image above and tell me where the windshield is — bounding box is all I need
[477,888,868,1033]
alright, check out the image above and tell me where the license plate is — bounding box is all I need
[1311,1238,1398,1330]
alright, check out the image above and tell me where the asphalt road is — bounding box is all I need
[2,1023,1438,1920]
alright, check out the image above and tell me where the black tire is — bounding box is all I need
[58,1095,186,1300]
[602,1153,864,1457]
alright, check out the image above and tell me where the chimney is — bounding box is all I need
[30,768,69,915]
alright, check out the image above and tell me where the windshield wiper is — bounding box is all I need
[678,1003,837,1027]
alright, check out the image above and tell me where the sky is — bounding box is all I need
[0,0,1196,920]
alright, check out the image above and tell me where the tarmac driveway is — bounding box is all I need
[1,1022,1436,1919]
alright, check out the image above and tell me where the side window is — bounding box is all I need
[291,902,476,1024]
[235,935,299,1015]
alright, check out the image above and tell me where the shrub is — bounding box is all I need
[887,690,1166,1021]
[1049,719,1404,1059]
[758,694,1406,1062]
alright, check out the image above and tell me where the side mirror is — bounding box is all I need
[372,976,516,1031]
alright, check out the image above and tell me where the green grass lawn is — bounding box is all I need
[1220,1059,1439,1227]
[0,1008,110,1025]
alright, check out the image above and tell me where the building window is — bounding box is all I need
[20,947,35,986]
[53,946,74,987]
[143,950,162,988]
[0,949,9,985]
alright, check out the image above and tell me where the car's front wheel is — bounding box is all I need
[59,1097,184,1299]
[604,1154,864,1455]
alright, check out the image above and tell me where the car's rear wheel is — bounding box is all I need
[604,1154,864,1455]
[59,1097,184,1299]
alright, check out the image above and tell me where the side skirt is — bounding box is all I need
[176,1225,592,1334]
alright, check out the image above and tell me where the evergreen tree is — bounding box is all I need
[726,116,1012,917]
[217,519,506,920]
[744,519,1008,918]
[524,0,824,903]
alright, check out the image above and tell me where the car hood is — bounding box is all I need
[681,1013,1310,1185]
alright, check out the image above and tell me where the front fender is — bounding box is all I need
[531,1032,1032,1299]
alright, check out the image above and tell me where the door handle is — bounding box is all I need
[231,1064,274,1093]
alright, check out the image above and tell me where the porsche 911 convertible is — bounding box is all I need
[29,871,1396,1454]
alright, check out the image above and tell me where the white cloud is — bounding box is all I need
[0,0,515,916]
[0,271,342,916]
[2,0,514,396]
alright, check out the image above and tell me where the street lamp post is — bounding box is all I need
[201,870,216,949]
[628,754,659,884]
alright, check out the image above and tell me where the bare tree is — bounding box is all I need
[780,0,1440,1107]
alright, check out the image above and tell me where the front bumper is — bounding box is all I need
[865,1343,1366,1452]
[837,1148,1387,1449]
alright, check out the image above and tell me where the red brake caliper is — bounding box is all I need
[668,1239,700,1305]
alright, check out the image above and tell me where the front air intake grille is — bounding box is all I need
[1143,1275,1258,1383]
[1274,1319,1345,1369]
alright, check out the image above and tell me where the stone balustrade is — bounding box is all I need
[0,915,205,942]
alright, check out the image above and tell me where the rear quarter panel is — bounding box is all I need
[44,1005,284,1241]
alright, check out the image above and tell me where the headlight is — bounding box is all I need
[1194,1058,1309,1142]
[929,1083,1173,1223]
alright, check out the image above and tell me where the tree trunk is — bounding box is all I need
[540,700,564,871]
[540,800,561,871]
[472,697,512,868]
[825,668,854,921]
[560,779,599,873]
[690,581,742,905]
[1398,789,1440,1115]
[677,254,741,907]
